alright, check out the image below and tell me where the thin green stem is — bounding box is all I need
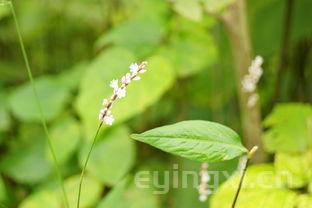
[231,156,249,208]
[231,146,258,208]
[77,122,103,208]
[8,2,69,208]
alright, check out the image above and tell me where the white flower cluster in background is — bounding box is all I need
[241,56,264,108]
[198,163,212,202]
[98,61,148,125]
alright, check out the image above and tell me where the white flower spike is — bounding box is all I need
[241,55,264,108]
[198,163,211,202]
[98,61,148,125]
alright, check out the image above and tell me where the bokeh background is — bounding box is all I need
[0,0,311,207]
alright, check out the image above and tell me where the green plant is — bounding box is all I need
[0,0,311,207]
[77,61,148,208]
[210,103,312,208]
[131,120,257,206]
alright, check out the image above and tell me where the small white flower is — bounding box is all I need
[248,56,263,81]
[247,93,259,108]
[130,63,140,75]
[133,76,141,81]
[102,99,109,106]
[104,114,114,125]
[242,76,256,92]
[249,64,263,80]
[254,56,263,66]
[109,79,119,91]
[199,194,208,202]
[122,73,132,85]
[139,69,147,74]
[201,173,210,183]
[116,88,126,99]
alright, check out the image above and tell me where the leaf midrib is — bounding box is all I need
[135,134,247,152]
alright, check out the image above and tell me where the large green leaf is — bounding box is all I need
[47,117,81,164]
[131,120,247,162]
[296,195,312,208]
[210,164,298,208]
[263,103,312,153]
[57,62,87,90]
[96,15,167,57]
[60,175,102,208]
[97,177,130,208]
[9,76,71,122]
[75,47,175,138]
[79,126,136,186]
[274,151,312,188]
[0,134,52,184]
[19,191,59,208]
[172,0,203,22]
[19,174,102,208]
[97,175,160,208]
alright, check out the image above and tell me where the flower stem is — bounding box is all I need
[77,121,103,208]
[9,2,69,208]
[231,146,258,208]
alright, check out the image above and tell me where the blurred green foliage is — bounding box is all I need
[212,103,312,207]
[0,0,311,207]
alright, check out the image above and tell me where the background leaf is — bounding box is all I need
[19,191,59,208]
[79,126,136,186]
[0,133,52,184]
[97,175,160,208]
[172,0,203,22]
[274,151,312,188]
[60,175,102,208]
[47,117,81,164]
[263,103,312,153]
[210,164,298,208]
[9,76,71,122]
[75,48,175,138]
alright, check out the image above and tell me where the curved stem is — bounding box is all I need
[231,156,249,208]
[77,122,103,208]
[231,146,258,208]
[9,2,69,208]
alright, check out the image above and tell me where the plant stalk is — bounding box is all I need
[221,0,266,163]
[231,146,258,208]
[9,2,69,208]
[77,121,103,208]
